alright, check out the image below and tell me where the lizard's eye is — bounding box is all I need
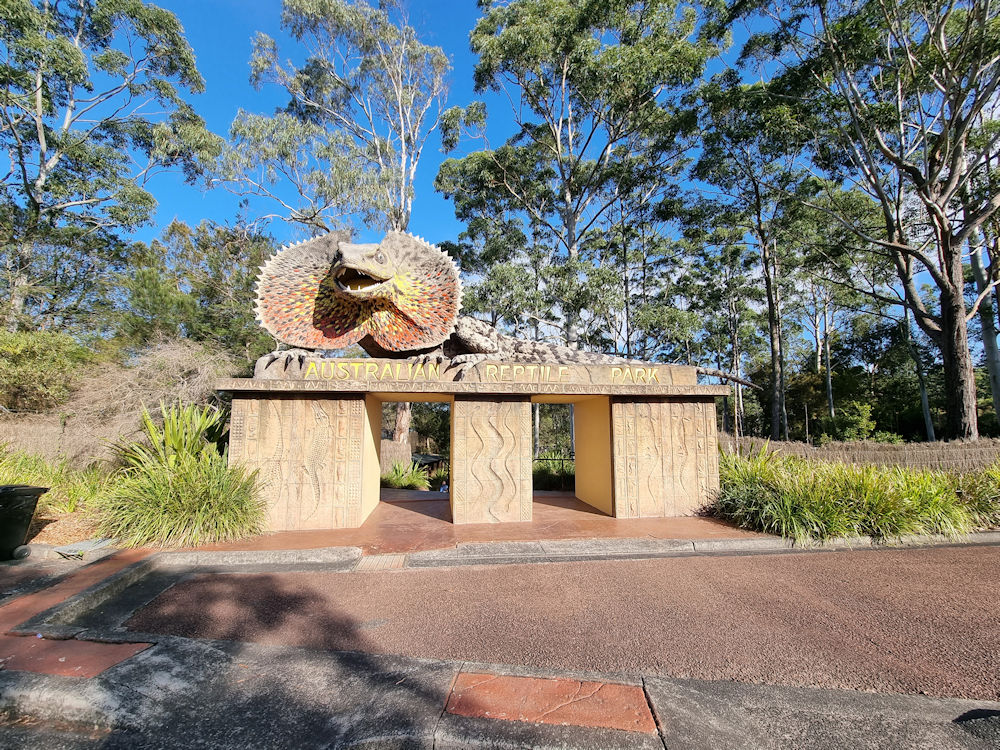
[375,251,386,264]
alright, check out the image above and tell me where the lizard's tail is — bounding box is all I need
[696,367,760,390]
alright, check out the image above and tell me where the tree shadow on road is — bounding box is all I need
[96,570,459,748]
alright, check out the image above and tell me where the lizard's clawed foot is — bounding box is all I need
[448,353,490,380]
[412,352,446,368]
[263,348,313,370]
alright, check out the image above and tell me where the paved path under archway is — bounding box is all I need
[196,490,765,555]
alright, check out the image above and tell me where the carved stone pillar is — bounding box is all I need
[229,395,381,531]
[450,397,533,524]
[611,398,719,517]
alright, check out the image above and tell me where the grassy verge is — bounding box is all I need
[0,446,109,513]
[713,447,1000,542]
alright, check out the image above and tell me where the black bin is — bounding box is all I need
[0,485,48,560]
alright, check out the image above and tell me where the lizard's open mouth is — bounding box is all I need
[334,267,390,294]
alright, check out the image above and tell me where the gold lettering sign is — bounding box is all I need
[304,360,441,382]
[610,366,659,385]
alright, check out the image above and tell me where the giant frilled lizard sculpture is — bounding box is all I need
[255,230,751,384]
[255,230,626,374]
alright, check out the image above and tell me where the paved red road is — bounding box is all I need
[126,545,1000,700]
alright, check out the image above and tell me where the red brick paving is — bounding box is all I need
[445,672,657,734]
[0,549,150,632]
[0,636,149,678]
[0,550,152,678]
[198,491,764,555]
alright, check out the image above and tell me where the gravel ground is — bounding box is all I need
[126,545,1000,701]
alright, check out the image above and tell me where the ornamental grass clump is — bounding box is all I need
[715,447,975,543]
[97,404,264,547]
[956,464,1000,529]
[0,446,108,513]
[380,461,431,490]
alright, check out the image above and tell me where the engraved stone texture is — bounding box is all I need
[229,396,366,531]
[451,398,533,524]
[612,399,719,518]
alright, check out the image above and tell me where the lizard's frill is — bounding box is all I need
[254,230,461,352]
[254,231,364,350]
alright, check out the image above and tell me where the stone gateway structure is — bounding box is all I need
[219,230,728,532]
[219,357,726,531]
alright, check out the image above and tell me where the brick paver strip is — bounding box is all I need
[0,636,149,678]
[444,672,657,734]
[0,549,152,678]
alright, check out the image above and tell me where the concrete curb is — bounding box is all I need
[0,670,125,728]
[24,543,117,563]
[9,557,156,638]
[9,547,365,639]
[403,529,1000,568]
[153,545,364,569]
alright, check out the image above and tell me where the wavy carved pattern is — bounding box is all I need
[226,396,365,531]
[452,399,531,524]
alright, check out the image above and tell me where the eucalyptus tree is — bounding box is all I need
[693,75,807,438]
[225,0,451,442]
[677,221,764,435]
[441,0,719,350]
[118,219,277,363]
[220,0,450,235]
[0,0,221,332]
[731,0,1000,439]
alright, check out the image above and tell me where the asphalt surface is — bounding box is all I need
[126,545,1000,701]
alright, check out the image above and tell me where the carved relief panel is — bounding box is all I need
[611,399,719,517]
[229,395,366,531]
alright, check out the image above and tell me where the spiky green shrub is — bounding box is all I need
[430,465,450,490]
[714,447,975,543]
[381,461,430,490]
[956,464,1000,529]
[0,446,109,513]
[97,403,262,547]
[532,451,574,491]
[113,402,227,467]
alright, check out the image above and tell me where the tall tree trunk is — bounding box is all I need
[939,285,979,439]
[904,307,935,442]
[772,243,789,439]
[729,299,743,438]
[970,232,1000,422]
[533,403,540,458]
[391,402,411,442]
[4,241,33,332]
[824,301,835,421]
[761,239,782,440]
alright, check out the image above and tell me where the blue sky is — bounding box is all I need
[142,0,497,248]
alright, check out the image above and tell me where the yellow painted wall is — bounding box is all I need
[573,396,614,515]
[360,395,382,523]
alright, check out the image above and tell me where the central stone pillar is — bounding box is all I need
[450,397,533,524]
